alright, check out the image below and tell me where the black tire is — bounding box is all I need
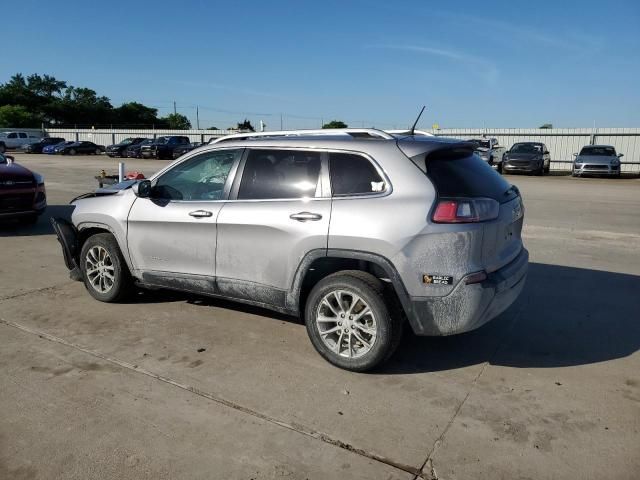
[0,143,5,153]
[68,148,76,156]
[535,164,544,176]
[497,161,503,174]
[80,233,133,303]
[95,148,101,155]
[304,270,403,372]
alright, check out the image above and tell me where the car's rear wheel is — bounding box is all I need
[68,148,76,156]
[80,233,132,303]
[95,148,101,155]
[305,271,402,372]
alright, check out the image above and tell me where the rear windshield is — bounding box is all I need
[421,151,516,203]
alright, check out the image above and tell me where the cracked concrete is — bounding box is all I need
[1,154,639,479]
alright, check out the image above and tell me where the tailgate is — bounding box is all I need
[482,196,524,273]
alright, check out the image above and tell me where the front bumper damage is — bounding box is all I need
[51,217,82,281]
[406,248,528,336]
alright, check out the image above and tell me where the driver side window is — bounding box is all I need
[153,149,241,201]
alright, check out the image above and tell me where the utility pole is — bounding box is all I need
[196,106,200,130]
[173,101,177,115]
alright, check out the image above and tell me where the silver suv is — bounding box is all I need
[52,129,528,371]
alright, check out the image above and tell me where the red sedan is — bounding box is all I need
[0,154,47,223]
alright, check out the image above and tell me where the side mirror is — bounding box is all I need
[618,153,624,157]
[573,153,578,157]
[133,179,152,198]
[544,151,550,155]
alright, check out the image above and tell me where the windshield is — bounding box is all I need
[580,146,616,156]
[141,139,153,145]
[155,137,168,144]
[511,143,542,154]
[119,138,135,145]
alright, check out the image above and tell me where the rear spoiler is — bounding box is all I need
[397,138,476,172]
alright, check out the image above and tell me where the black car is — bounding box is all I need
[140,136,191,159]
[502,142,551,175]
[124,138,154,158]
[106,137,148,158]
[0,153,47,223]
[23,137,66,154]
[171,142,203,159]
[58,141,106,155]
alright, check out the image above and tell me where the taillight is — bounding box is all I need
[432,197,500,223]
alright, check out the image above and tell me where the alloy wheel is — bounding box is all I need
[85,246,115,293]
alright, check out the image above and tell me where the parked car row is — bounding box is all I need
[0,131,42,153]
[469,139,624,178]
[107,136,201,159]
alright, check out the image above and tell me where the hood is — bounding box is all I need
[0,162,35,183]
[576,155,616,164]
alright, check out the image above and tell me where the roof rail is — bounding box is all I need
[384,129,434,137]
[209,128,394,144]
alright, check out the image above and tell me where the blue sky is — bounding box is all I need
[3,0,639,129]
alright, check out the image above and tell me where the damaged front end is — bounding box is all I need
[51,217,83,281]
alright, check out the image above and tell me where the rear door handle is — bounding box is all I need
[189,210,213,218]
[290,212,322,222]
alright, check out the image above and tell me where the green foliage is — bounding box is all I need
[0,72,185,128]
[236,119,255,132]
[161,113,192,129]
[322,120,348,129]
[539,123,553,129]
[0,105,40,128]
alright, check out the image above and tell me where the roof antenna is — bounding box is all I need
[409,105,426,135]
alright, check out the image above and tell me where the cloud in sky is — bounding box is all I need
[435,11,604,54]
[367,44,499,84]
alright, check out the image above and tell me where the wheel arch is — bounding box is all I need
[287,249,417,330]
[77,222,134,274]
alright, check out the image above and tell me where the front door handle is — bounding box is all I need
[189,210,213,218]
[290,212,322,222]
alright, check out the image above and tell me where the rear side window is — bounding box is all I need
[238,149,321,200]
[425,151,515,203]
[329,153,385,196]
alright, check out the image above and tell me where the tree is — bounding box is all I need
[539,123,553,129]
[161,113,192,129]
[322,120,348,129]
[114,102,159,127]
[0,105,40,128]
[236,119,255,132]
[207,126,219,130]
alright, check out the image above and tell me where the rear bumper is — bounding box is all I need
[406,248,528,336]
[51,217,83,281]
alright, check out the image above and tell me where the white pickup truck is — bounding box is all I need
[0,131,42,153]
[471,137,507,173]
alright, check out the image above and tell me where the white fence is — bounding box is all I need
[36,127,640,173]
[427,128,640,172]
[44,128,235,147]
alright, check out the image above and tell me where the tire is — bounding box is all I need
[304,270,403,372]
[95,148,101,155]
[497,161,503,174]
[80,233,133,303]
[535,164,544,176]
[0,143,5,153]
[68,148,76,156]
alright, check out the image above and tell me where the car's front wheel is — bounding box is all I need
[68,148,76,156]
[305,271,402,372]
[80,233,132,302]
